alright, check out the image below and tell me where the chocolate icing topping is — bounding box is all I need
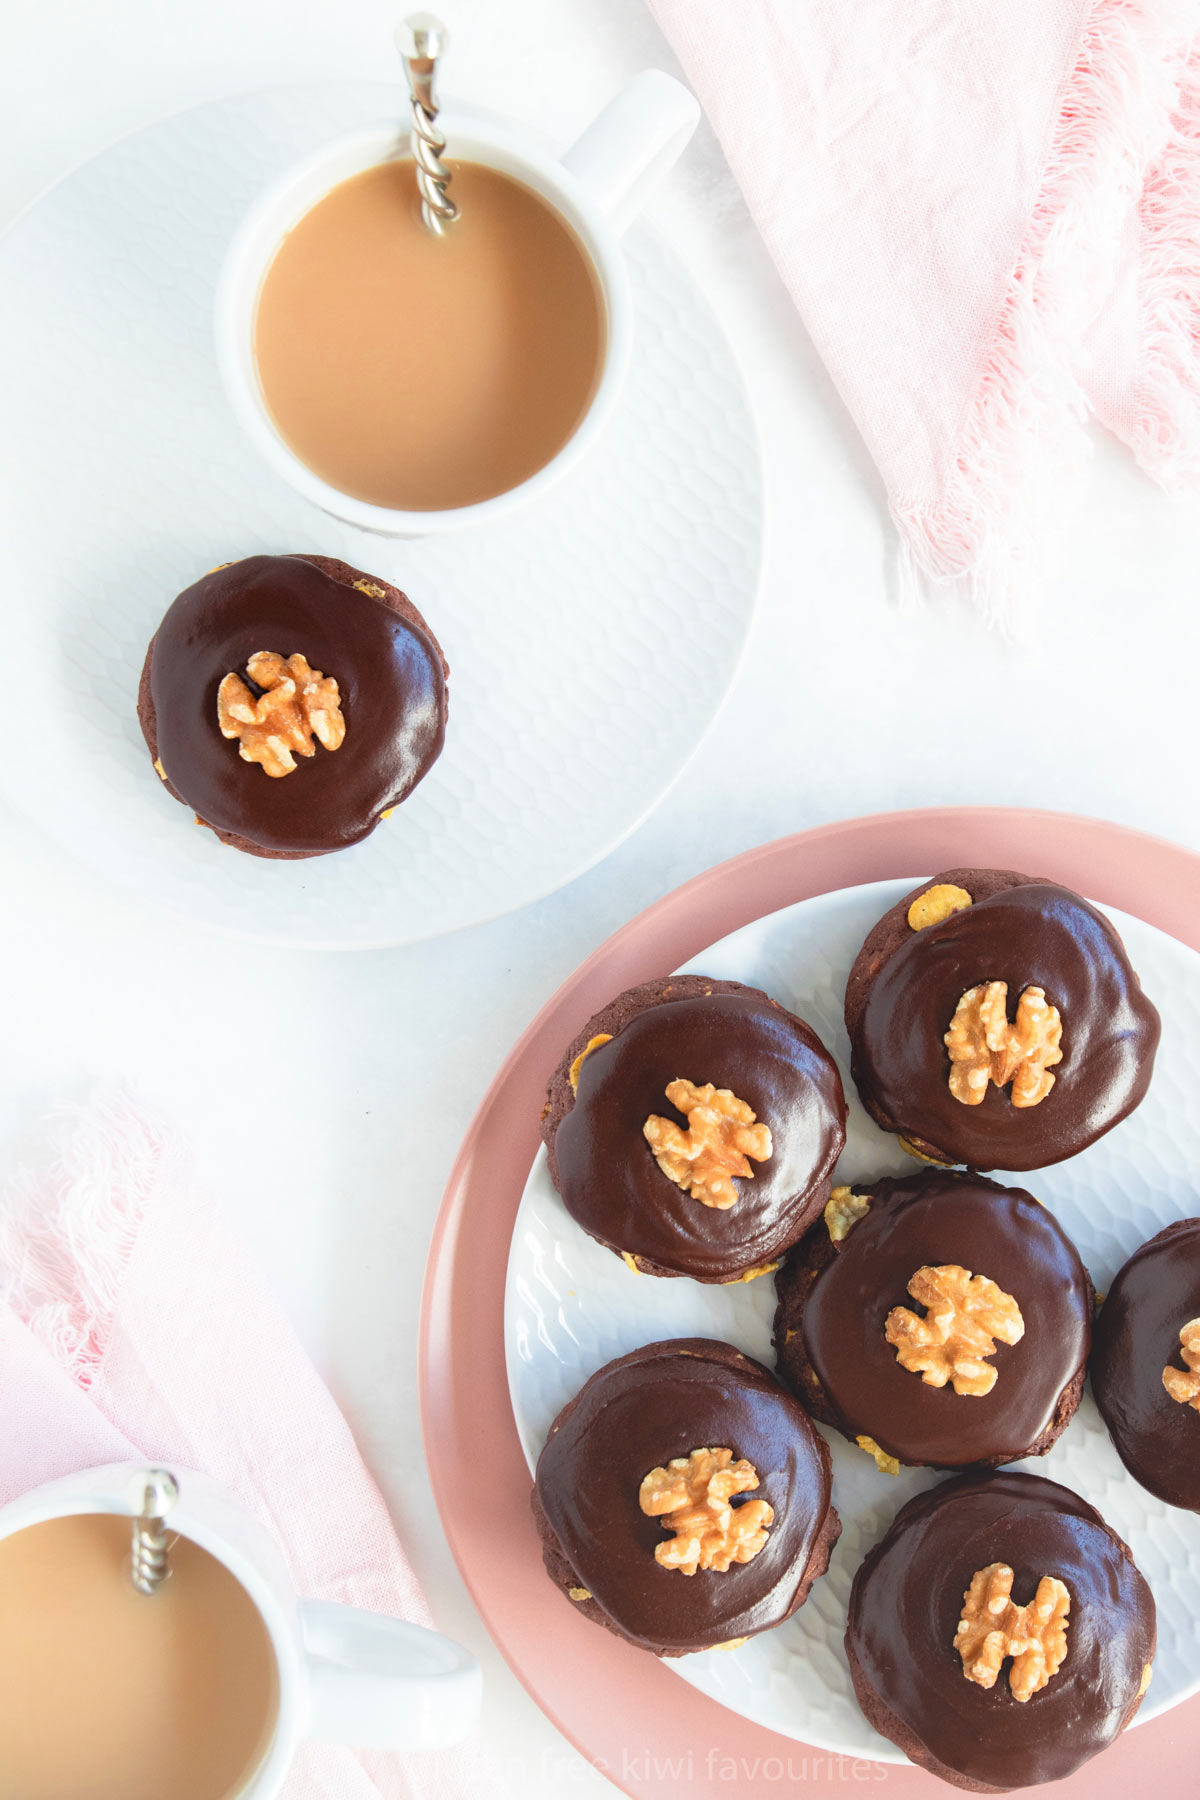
[853,882,1159,1169]
[553,991,846,1279]
[847,1471,1156,1789]
[1092,1218,1200,1512]
[148,555,447,854]
[801,1173,1091,1467]
[535,1340,834,1652]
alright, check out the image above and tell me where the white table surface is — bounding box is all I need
[3,2,1198,1794]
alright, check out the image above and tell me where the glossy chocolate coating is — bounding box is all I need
[535,1340,834,1653]
[852,881,1159,1170]
[553,989,846,1280]
[1092,1218,1200,1512]
[847,1472,1155,1790]
[148,555,447,855]
[799,1173,1091,1467]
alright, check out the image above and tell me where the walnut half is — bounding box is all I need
[644,1080,772,1210]
[856,1435,900,1476]
[217,651,346,778]
[639,1447,773,1575]
[945,981,1062,1108]
[885,1264,1024,1396]
[825,1185,872,1242]
[954,1563,1071,1702]
[1163,1318,1200,1410]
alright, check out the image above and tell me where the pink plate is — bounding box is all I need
[420,808,1200,1797]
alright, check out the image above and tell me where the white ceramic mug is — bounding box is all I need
[0,1462,481,1795]
[214,70,700,536]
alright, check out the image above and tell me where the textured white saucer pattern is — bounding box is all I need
[0,84,761,949]
[505,878,1200,1759]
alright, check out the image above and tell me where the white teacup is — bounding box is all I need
[0,1462,480,1795]
[214,70,699,537]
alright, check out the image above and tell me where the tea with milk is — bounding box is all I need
[0,1512,278,1800]
[253,158,605,510]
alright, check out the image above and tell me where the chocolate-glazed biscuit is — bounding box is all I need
[138,553,448,859]
[542,977,847,1282]
[846,1471,1155,1791]
[533,1339,840,1656]
[774,1172,1092,1469]
[845,868,1160,1170]
[1092,1218,1200,1511]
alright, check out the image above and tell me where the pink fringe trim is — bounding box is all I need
[0,1094,161,1389]
[1129,37,1200,492]
[894,0,1200,628]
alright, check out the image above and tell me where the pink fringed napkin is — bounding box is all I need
[0,1094,481,1800]
[650,0,1200,626]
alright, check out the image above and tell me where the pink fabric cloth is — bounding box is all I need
[650,0,1200,627]
[0,1095,478,1800]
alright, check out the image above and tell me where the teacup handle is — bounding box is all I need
[300,1600,481,1751]
[561,69,700,235]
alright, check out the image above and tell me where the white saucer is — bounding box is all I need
[0,83,761,949]
[505,879,1200,1757]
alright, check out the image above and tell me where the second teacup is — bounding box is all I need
[0,1463,480,1800]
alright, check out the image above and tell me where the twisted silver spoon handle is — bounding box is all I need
[397,14,459,236]
[128,1467,178,1596]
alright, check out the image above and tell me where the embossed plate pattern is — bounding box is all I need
[0,84,761,948]
[505,878,1200,1758]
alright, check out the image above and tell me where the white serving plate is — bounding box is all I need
[0,83,760,949]
[505,877,1200,1758]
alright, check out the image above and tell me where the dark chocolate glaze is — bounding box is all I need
[147,555,447,855]
[846,1472,1156,1791]
[535,1339,836,1653]
[851,879,1160,1170]
[551,987,846,1280]
[1092,1218,1200,1512]
[794,1173,1091,1468]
